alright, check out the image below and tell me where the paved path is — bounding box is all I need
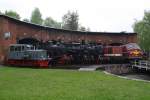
[78,65,104,71]
[0,65,5,67]
[79,68,97,71]
[78,64,129,71]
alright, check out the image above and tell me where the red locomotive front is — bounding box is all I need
[123,43,143,60]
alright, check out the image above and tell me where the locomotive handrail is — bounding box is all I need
[139,60,148,66]
[132,60,150,69]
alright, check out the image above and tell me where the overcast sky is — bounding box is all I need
[0,0,150,32]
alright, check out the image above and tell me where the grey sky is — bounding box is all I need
[0,0,149,32]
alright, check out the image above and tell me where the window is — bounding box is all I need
[10,46,14,51]
[126,43,140,50]
[22,46,25,51]
[18,46,21,51]
[4,32,11,40]
[15,47,18,51]
[108,47,112,54]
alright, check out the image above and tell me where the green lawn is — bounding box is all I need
[0,67,150,100]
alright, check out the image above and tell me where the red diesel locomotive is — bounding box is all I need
[103,43,143,63]
[123,43,143,59]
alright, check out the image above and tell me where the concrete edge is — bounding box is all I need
[103,71,150,83]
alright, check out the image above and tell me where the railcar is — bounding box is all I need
[103,43,143,63]
[6,44,49,68]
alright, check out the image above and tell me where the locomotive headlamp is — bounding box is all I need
[130,50,140,56]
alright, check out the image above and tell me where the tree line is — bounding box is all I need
[133,10,150,51]
[0,8,90,31]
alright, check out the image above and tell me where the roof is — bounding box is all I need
[0,14,137,35]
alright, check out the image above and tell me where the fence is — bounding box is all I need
[132,60,150,70]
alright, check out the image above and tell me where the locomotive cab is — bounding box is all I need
[8,44,34,60]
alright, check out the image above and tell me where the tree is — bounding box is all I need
[5,10,20,19]
[133,11,150,51]
[30,8,43,25]
[62,11,79,30]
[43,17,61,28]
[87,27,91,32]
[79,26,86,31]
[23,18,30,22]
[0,10,3,14]
[78,25,91,32]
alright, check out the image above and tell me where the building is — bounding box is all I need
[0,14,137,63]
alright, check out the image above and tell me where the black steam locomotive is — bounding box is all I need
[43,41,103,66]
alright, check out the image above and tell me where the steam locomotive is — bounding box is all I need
[5,42,143,68]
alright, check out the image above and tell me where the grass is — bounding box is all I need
[0,67,150,100]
